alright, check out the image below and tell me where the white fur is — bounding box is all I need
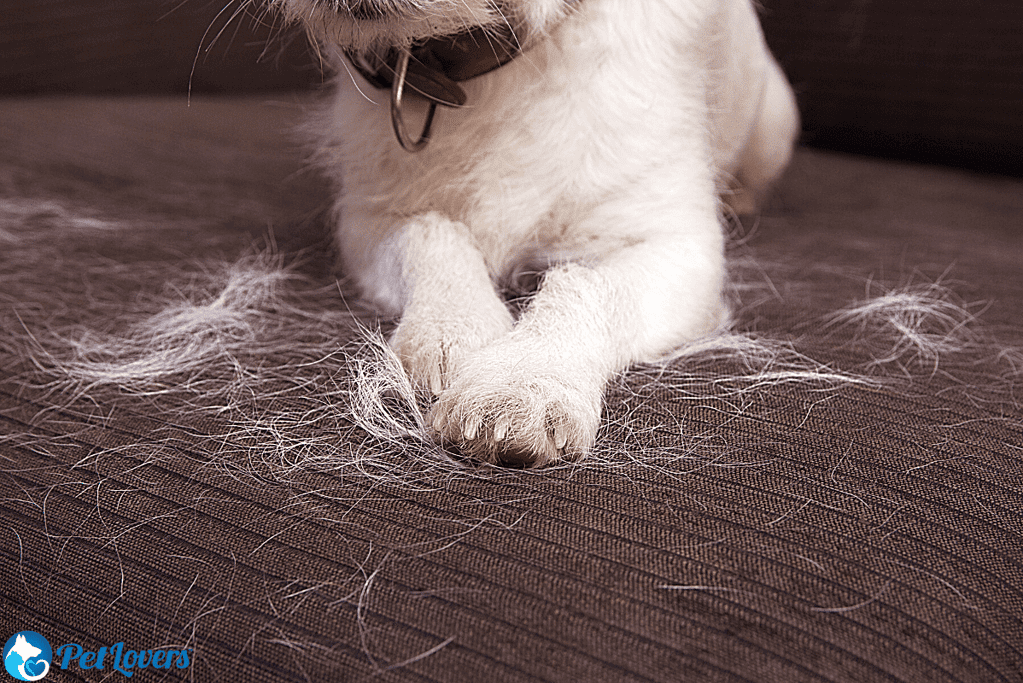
[273,0,799,465]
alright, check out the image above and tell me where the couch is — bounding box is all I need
[1,2,1021,681]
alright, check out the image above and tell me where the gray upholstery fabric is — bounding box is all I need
[0,0,316,94]
[1,97,1021,682]
[3,0,1020,173]
[760,0,1023,174]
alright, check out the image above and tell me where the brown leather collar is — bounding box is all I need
[344,5,582,151]
[345,24,521,109]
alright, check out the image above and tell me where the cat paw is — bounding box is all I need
[390,307,513,395]
[430,370,602,467]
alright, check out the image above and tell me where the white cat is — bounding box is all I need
[269,0,799,465]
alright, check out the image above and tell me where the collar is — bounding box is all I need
[344,24,524,152]
[346,24,522,110]
[345,5,584,152]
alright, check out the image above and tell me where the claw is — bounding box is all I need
[493,418,509,442]
[427,363,444,396]
[552,424,568,452]
[462,416,481,441]
[430,405,447,433]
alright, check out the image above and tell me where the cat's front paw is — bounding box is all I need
[390,305,513,395]
[429,354,603,467]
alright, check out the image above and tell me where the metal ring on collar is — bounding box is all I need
[390,49,437,153]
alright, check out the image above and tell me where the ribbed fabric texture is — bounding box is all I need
[2,96,1021,681]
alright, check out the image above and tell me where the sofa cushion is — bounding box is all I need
[1,96,1021,681]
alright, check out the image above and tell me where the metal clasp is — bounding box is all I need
[390,49,437,153]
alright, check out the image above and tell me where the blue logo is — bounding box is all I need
[4,632,51,681]
[5,632,190,679]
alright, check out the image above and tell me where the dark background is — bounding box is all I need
[2,0,1021,175]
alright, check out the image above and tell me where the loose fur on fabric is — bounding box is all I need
[4,108,1023,676]
[260,0,800,465]
[6,212,1015,487]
